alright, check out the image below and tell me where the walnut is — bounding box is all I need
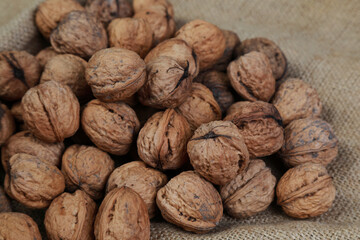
[272,78,322,125]
[0,212,41,240]
[133,0,173,14]
[175,20,226,71]
[0,187,11,213]
[280,118,338,167]
[22,80,80,143]
[0,103,15,146]
[213,30,241,72]
[106,161,168,218]
[6,153,65,208]
[85,48,146,102]
[50,11,108,59]
[276,163,336,218]
[156,171,223,233]
[107,18,153,58]
[82,99,140,155]
[10,101,23,122]
[61,144,115,200]
[0,51,41,101]
[35,47,59,68]
[224,101,284,158]
[227,51,275,102]
[175,83,221,131]
[239,37,287,80]
[44,190,97,240]
[220,159,276,218]
[94,187,150,240]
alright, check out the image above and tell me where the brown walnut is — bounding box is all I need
[35,47,59,68]
[0,187,11,213]
[10,101,23,122]
[0,212,41,240]
[133,0,173,14]
[213,30,241,72]
[0,103,15,146]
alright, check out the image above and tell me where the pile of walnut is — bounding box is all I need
[0,0,338,239]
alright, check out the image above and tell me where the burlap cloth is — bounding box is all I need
[0,0,359,239]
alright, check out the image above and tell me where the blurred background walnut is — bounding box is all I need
[35,47,59,68]
[0,102,15,146]
[133,0,173,14]
[10,101,23,122]
[0,212,41,240]
[213,30,241,72]
[0,187,11,213]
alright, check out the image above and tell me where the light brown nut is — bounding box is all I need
[22,80,80,143]
[272,78,322,125]
[0,187,11,213]
[0,212,41,240]
[106,161,168,218]
[44,190,97,240]
[276,163,336,219]
[137,109,192,170]
[0,103,15,146]
[50,11,108,59]
[280,118,338,167]
[10,101,23,122]
[86,0,133,25]
[0,51,41,101]
[85,48,146,102]
[133,0,173,14]
[227,51,275,102]
[156,171,223,233]
[94,187,150,240]
[175,19,226,71]
[224,101,284,158]
[213,30,241,72]
[7,153,65,208]
[82,99,140,155]
[35,47,59,68]
[220,159,276,218]
[175,83,221,131]
[108,18,153,58]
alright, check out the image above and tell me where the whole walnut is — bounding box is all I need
[50,11,108,59]
[0,187,11,213]
[213,30,241,72]
[86,0,133,25]
[82,99,140,155]
[137,109,192,170]
[220,159,276,218]
[156,171,223,233]
[0,212,41,240]
[22,80,80,143]
[106,161,168,218]
[36,47,59,68]
[175,83,222,131]
[6,153,65,208]
[94,187,150,240]
[276,163,336,218]
[187,121,250,185]
[86,48,146,102]
[175,19,226,71]
[133,0,173,14]
[272,78,322,125]
[0,103,15,146]
[224,101,284,158]
[239,37,287,80]
[0,51,41,101]
[10,101,23,122]
[228,51,275,102]
[280,118,338,167]
[44,190,97,240]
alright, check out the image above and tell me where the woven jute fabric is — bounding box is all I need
[0,0,359,239]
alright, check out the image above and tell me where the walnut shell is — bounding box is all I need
[0,51,41,101]
[44,190,97,240]
[106,161,168,218]
[280,118,338,167]
[227,51,275,102]
[0,103,15,146]
[224,101,284,158]
[0,212,41,240]
[85,48,146,102]
[10,101,23,122]
[50,11,108,59]
[220,159,276,218]
[0,187,11,213]
[94,187,150,240]
[272,78,322,125]
[22,80,80,143]
[175,83,222,131]
[213,30,241,72]
[156,171,223,233]
[82,99,140,155]
[35,47,59,68]
[133,0,173,14]
[86,0,133,25]
[175,19,226,71]
[276,163,336,218]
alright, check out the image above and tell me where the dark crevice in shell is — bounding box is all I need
[2,53,29,88]
[191,131,231,141]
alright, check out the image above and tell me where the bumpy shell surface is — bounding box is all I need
[86,0,133,25]
[44,190,97,240]
[0,212,41,240]
[94,187,150,240]
[276,163,336,219]
[156,171,223,233]
[22,80,80,143]
[0,51,41,101]
[82,99,140,155]
[36,47,59,68]
[86,48,146,102]
[50,11,108,59]
[220,159,276,218]
[213,30,241,72]
[272,78,322,125]
[0,187,11,213]
[175,20,226,71]
[228,51,275,102]
[133,0,173,14]
[280,118,338,167]
[0,103,15,146]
